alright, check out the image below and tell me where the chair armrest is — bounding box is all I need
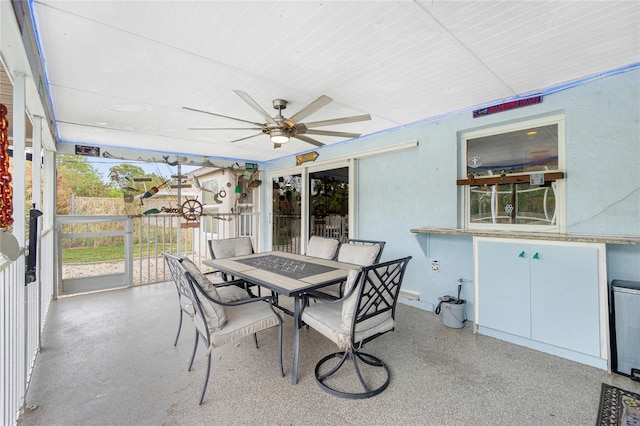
[194,280,275,307]
[304,290,342,304]
[211,278,247,288]
[301,283,354,319]
[216,295,276,307]
[306,276,359,304]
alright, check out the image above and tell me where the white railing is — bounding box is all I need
[2,211,258,424]
[1,226,55,425]
[0,253,26,426]
[57,212,260,294]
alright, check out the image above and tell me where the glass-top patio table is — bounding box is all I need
[204,251,360,384]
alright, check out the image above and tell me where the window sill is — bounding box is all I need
[456,172,564,186]
[409,227,640,245]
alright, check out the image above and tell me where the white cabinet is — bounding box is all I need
[474,237,608,369]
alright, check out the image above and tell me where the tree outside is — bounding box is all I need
[55,154,179,252]
[56,154,170,215]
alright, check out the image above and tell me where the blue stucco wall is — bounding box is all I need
[263,67,640,313]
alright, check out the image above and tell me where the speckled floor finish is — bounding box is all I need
[18,281,640,426]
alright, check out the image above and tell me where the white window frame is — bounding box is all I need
[461,114,566,233]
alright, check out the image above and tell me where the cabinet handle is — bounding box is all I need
[532,252,540,260]
[518,251,526,258]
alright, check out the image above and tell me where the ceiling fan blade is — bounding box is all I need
[302,114,371,128]
[288,95,333,123]
[182,106,263,126]
[189,127,262,131]
[233,90,278,126]
[229,132,264,143]
[304,129,361,138]
[292,134,325,147]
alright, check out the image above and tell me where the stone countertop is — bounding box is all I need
[410,227,640,245]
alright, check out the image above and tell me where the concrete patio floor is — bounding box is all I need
[17,281,640,426]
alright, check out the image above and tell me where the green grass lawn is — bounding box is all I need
[63,243,176,263]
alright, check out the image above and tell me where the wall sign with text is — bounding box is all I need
[473,96,543,118]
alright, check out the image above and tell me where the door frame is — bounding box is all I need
[268,158,354,254]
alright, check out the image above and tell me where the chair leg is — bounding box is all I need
[199,351,211,405]
[188,330,199,372]
[253,333,259,349]
[174,310,183,346]
[278,321,284,377]
[317,351,349,382]
[351,353,371,393]
[314,350,390,399]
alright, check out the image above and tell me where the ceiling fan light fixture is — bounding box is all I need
[270,129,290,144]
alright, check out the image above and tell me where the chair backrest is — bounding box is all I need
[341,256,412,346]
[184,269,225,342]
[337,239,385,266]
[163,252,193,311]
[305,236,340,260]
[208,237,254,260]
[163,252,227,333]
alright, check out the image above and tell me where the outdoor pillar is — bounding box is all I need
[43,149,57,298]
[31,116,42,209]
[43,150,55,230]
[12,71,26,246]
[12,70,27,411]
[348,158,357,239]
[31,115,43,351]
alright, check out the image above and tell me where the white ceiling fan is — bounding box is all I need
[183,90,371,148]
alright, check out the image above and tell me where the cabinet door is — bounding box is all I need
[529,244,600,356]
[477,240,531,338]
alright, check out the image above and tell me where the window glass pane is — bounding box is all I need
[469,183,557,225]
[309,168,349,239]
[201,178,218,205]
[467,124,558,177]
[272,174,302,253]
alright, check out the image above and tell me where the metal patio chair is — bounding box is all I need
[305,235,340,260]
[301,256,412,399]
[163,252,251,347]
[181,259,284,405]
[338,238,385,263]
[314,238,386,298]
[208,237,260,296]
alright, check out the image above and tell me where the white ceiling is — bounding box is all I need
[29,0,640,164]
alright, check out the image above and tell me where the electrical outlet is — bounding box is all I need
[431,260,439,272]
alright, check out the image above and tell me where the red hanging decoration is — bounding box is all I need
[0,104,14,228]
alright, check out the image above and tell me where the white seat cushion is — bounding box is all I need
[341,266,395,331]
[210,237,253,259]
[306,236,340,259]
[210,301,280,347]
[302,298,395,351]
[337,243,380,266]
[179,296,194,316]
[217,284,251,303]
[340,269,363,329]
[181,258,226,330]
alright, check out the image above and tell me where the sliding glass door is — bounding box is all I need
[309,167,349,240]
[271,173,302,253]
[270,161,351,254]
